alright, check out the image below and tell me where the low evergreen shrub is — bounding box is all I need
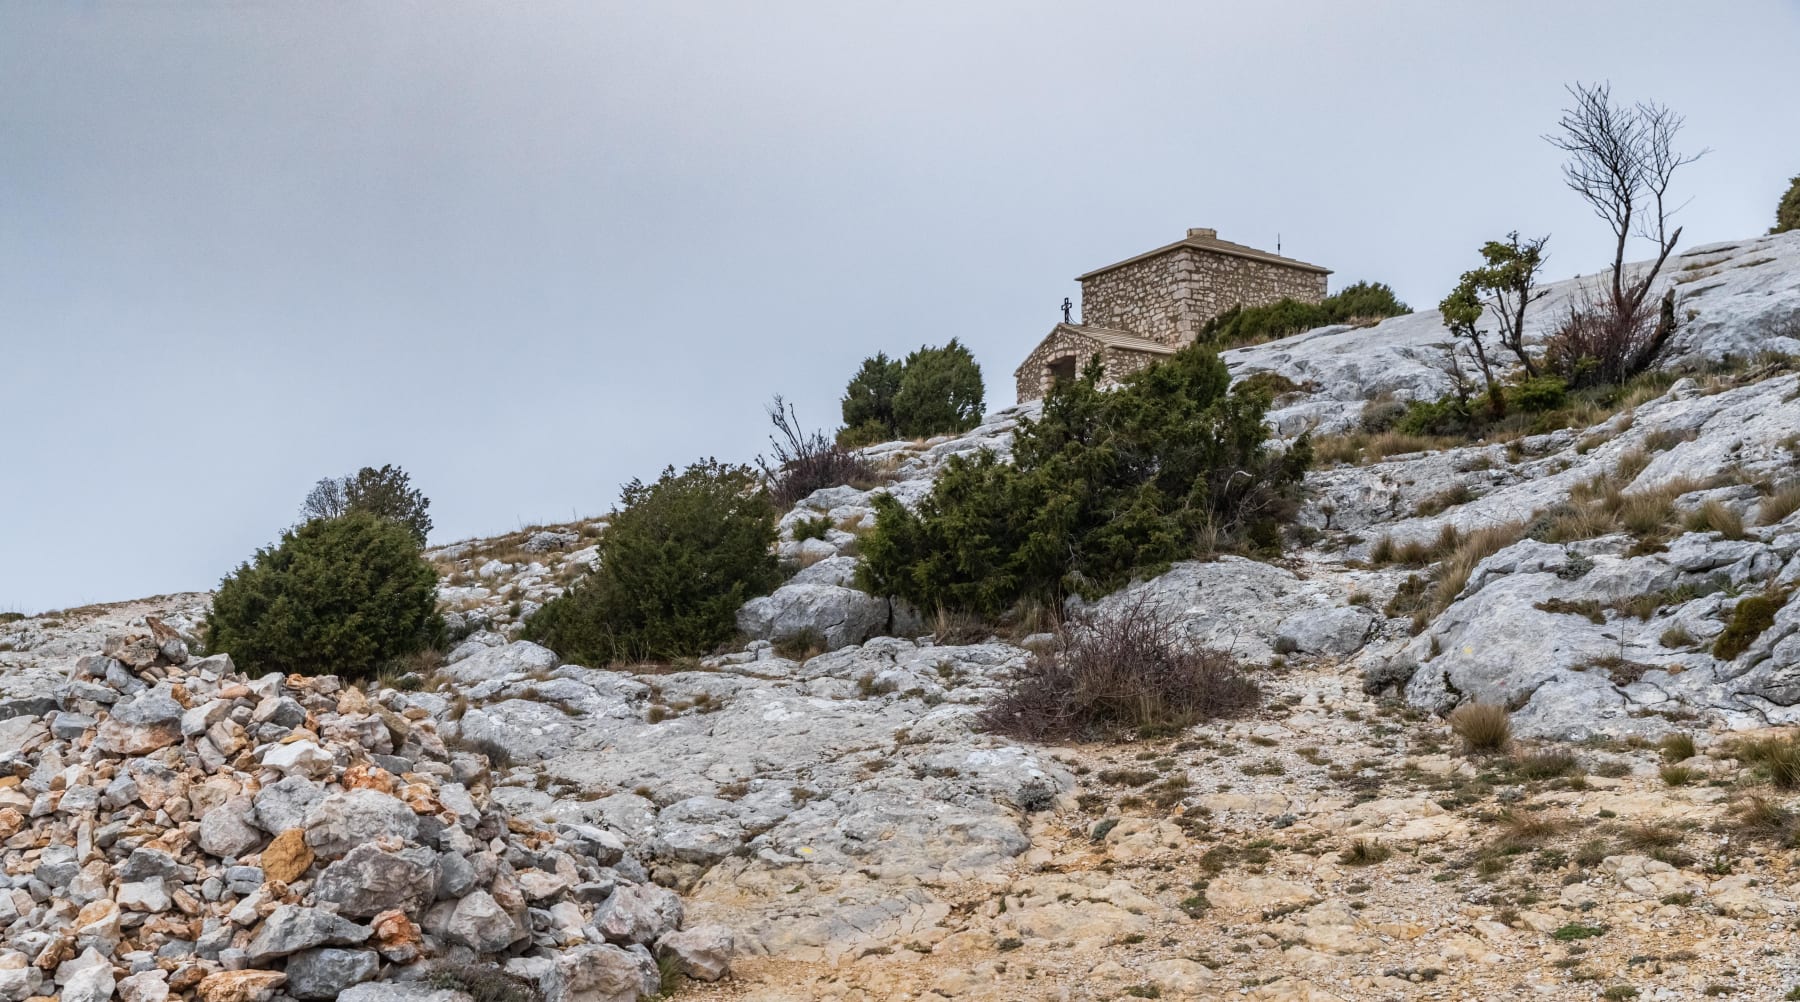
[839,353,904,438]
[1396,396,1475,436]
[860,343,1309,618]
[1507,375,1568,413]
[1713,590,1789,661]
[1197,281,1410,347]
[205,512,442,678]
[1774,175,1800,235]
[892,339,985,438]
[523,460,780,664]
[838,340,986,444]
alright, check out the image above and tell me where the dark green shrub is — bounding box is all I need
[1774,175,1800,235]
[1199,299,1329,347]
[205,513,442,678]
[837,341,985,444]
[1713,590,1788,661]
[1508,375,1568,413]
[892,339,985,438]
[860,344,1309,618]
[836,419,894,449]
[301,464,433,546]
[523,461,780,664]
[1396,395,1474,436]
[980,603,1258,740]
[1198,282,1411,347]
[1236,371,1303,399]
[840,352,904,436]
[792,515,832,542]
[1324,281,1411,323]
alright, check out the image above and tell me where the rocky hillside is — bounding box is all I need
[4,230,1800,1001]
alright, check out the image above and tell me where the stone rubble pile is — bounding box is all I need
[0,628,730,1002]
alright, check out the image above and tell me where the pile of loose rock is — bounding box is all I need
[0,628,730,1002]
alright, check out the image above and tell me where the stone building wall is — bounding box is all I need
[1080,247,1328,346]
[1013,330,1168,402]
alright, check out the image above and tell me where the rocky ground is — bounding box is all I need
[4,230,1800,1000]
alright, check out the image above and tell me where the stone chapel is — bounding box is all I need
[1014,228,1331,402]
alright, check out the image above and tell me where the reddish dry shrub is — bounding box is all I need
[980,602,1259,741]
[1542,287,1673,389]
[758,395,877,507]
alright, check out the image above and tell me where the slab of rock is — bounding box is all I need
[94,690,183,755]
[244,906,370,963]
[437,640,559,684]
[313,844,438,918]
[656,924,734,981]
[116,970,170,1002]
[199,797,264,859]
[551,943,660,1002]
[262,740,335,779]
[1276,606,1377,656]
[594,883,684,946]
[252,776,325,834]
[283,948,379,1000]
[440,890,523,953]
[304,789,419,858]
[58,949,115,1002]
[737,583,891,651]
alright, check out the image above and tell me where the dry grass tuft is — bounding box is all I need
[1758,481,1800,527]
[1658,733,1697,763]
[1338,838,1393,866]
[1726,795,1798,844]
[1683,500,1746,540]
[1724,732,1800,788]
[1430,522,1528,614]
[1449,703,1512,754]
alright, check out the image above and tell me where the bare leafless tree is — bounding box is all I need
[297,465,433,546]
[1545,82,1708,323]
[299,477,348,522]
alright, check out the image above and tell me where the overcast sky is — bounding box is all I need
[3,2,1798,613]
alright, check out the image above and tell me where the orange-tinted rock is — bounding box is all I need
[369,908,425,963]
[398,782,442,816]
[168,965,209,993]
[342,763,397,796]
[260,829,314,884]
[195,969,287,1002]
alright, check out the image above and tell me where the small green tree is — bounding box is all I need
[1775,175,1800,234]
[892,339,985,438]
[836,342,985,445]
[1439,232,1551,414]
[205,513,442,678]
[861,344,1308,619]
[839,352,904,437]
[1437,282,1502,416]
[301,464,433,546]
[523,460,780,664]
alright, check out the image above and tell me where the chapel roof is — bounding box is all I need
[1077,228,1331,281]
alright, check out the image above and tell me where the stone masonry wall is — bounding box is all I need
[1014,329,1166,402]
[1081,247,1328,346]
